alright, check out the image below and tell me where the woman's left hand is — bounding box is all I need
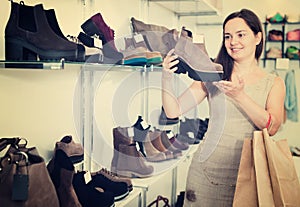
[213,73,245,99]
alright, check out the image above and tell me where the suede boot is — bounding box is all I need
[159,129,182,158]
[48,150,82,207]
[143,131,168,162]
[47,135,84,175]
[81,13,123,64]
[116,144,154,178]
[131,17,175,56]
[174,27,224,81]
[45,9,85,61]
[5,1,78,61]
[150,130,173,160]
[111,126,135,173]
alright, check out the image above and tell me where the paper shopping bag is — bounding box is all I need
[253,131,275,206]
[262,128,300,206]
[233,138,258,207]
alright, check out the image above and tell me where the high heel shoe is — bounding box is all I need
[5,1,78,61]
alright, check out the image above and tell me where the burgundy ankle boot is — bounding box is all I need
[5,1,78,61]
[81,13,123,63]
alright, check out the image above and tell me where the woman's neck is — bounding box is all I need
[232,58,260,76]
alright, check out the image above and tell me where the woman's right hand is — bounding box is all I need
[162,49,179,77]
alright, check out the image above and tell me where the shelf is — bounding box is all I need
[115,188,143,207]
[81,63,163,72]
[263,20,300,67]
[0,59,65,70]
[148,0,222,16]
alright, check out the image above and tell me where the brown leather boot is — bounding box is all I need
[143,131,167,162]
[150,130,173,160]
[159,130,182,158]
[116,144,154,178]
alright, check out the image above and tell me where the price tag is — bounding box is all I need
[136,142,141,152]
[128,127,134,137]
[12,174,29,201]
[187,132,195,139]
[140,120,149,130]
[84,171,92,184]
[167,131,175,138]
[94,38,102,48]
[134,34,144,43]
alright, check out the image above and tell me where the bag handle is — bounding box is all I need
[0,137,27,152]
[147,195,170,207]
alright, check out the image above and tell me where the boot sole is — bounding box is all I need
[5,37,78,61]
[177,57,223,82]
[116,170,153,178]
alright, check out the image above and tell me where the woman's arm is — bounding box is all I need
[161,50,208,118]
[215,74,285,136]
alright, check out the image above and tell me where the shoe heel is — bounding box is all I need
[5,39,37,61]
[81,19,101,37]
[78,32,95,47]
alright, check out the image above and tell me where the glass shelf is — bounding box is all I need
[0,59,65,70]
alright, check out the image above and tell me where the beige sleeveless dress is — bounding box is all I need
[183,73,276,207]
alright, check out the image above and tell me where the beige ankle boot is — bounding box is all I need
[116,144,154,178]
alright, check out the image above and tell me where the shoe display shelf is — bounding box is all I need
[147,0,222,17]
[78,63,199,206]
[115,187,143,207]
[262,20,300,68]
[0,59,65,70]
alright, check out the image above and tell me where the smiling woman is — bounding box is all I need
[161,8,285,206]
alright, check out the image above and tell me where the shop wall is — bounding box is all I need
[0,0,299,163]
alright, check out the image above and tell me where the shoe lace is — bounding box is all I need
[99,167,118,177]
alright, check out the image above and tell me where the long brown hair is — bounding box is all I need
[215,9,264,80]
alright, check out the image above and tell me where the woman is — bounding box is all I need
[162,9,285,206]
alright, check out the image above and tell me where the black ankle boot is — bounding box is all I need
[5,1,78,61]
[132,115,151,157]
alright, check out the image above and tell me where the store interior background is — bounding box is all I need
[0,0,299,199]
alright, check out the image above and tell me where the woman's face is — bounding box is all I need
[224,17,261,62]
